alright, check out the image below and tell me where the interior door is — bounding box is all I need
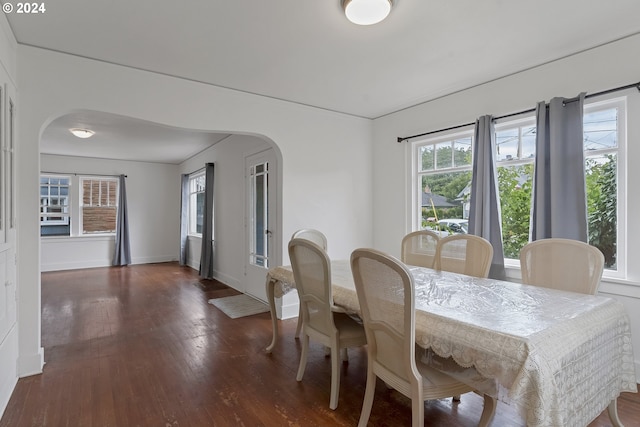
[245,149,277,301]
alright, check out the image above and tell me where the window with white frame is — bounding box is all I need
[40,175,71,236]
[40,174,121,237]
[411,96,625,274]
[188,172,206,236]
[81,177,119,234]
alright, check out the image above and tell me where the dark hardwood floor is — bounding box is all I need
[1,262,637,426]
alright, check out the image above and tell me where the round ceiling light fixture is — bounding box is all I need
[69,128,95,139]
[342,0,392,26]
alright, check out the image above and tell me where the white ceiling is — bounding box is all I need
[7,0,640,163]
[40,111,231,164]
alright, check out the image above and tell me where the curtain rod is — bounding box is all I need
[397,80,640,143]
[41,171,127,178]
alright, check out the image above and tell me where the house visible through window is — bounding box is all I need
[40,175,71,236]
[411,96,625,275]
[188,172,205,236]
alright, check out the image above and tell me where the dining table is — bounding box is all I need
[264,259,637,427]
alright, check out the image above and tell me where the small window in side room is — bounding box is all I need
[188,172,206,236]
[40,175,71,236]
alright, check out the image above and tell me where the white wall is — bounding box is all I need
[15,45,373,385]
[40,154,180,271]
[372,34,640,379]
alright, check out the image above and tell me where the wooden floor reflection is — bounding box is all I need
[1,262,637,426]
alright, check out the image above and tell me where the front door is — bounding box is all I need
[245,149,277,301]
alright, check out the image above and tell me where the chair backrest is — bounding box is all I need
[351,248,419,387]
[291,229,328,251]
[519,238,605,294]
[288,238,334,336]
[435,234,493,278]
[401,230,440,268]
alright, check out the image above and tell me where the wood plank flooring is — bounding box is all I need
[1,262,638,426]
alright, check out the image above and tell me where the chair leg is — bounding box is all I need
[357,368,377,427]
[341,347,349,362]
[329,345,340,410]
[294,304,303,339]
[296,335,309,381]
[478,394,497,427]
[607,399,623,427]
[411,390,424,427]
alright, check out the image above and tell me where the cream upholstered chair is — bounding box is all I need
[351,248,496,427]
[435,234,493,278]
[291,229,328,339]
[291,228,328,251]
[401,230,440,268]
[288,238,366,410]
[519,238,605,295]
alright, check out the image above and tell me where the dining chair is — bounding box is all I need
[291,229,328,339]
[291,228,328,251]
[350,248,496,427]
[519,238,605,295]
[288,238,367,410]
[435,234,493,278]
[401,230,440,268]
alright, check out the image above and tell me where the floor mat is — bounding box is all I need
[208,294,270,319]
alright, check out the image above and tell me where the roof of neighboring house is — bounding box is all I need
[421,192,458,208]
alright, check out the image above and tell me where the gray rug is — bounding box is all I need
[208,294,270,319]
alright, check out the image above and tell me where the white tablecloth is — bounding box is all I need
[267,261,637,427]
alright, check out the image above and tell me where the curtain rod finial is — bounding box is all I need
[397,137,405,143]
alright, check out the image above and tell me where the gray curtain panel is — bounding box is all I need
[531,93,587,242]
[112,174,131,266]
[179,173,189,266]
[468,115,506,280]
[199,163,215,278]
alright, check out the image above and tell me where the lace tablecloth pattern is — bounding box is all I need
[266,261,637,427]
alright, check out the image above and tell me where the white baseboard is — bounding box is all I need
[41,255,177,272]
[276,291,299,320]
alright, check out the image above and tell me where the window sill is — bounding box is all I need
[504,261,640,299]
[41,235,115,243]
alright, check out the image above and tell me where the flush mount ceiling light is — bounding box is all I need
[69,128,95,138]
[342,0,393,25]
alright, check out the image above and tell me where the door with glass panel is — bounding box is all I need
[245,149,277,301]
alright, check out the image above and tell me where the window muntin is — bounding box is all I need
[495,122,536,161]
[188,172,205,236]
[81,177,118,234]
[419,136,472,172]
[40,175,71,236]
[411,97,624,275]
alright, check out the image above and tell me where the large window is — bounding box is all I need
[411,97,625,275]
[188,172,206,236]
